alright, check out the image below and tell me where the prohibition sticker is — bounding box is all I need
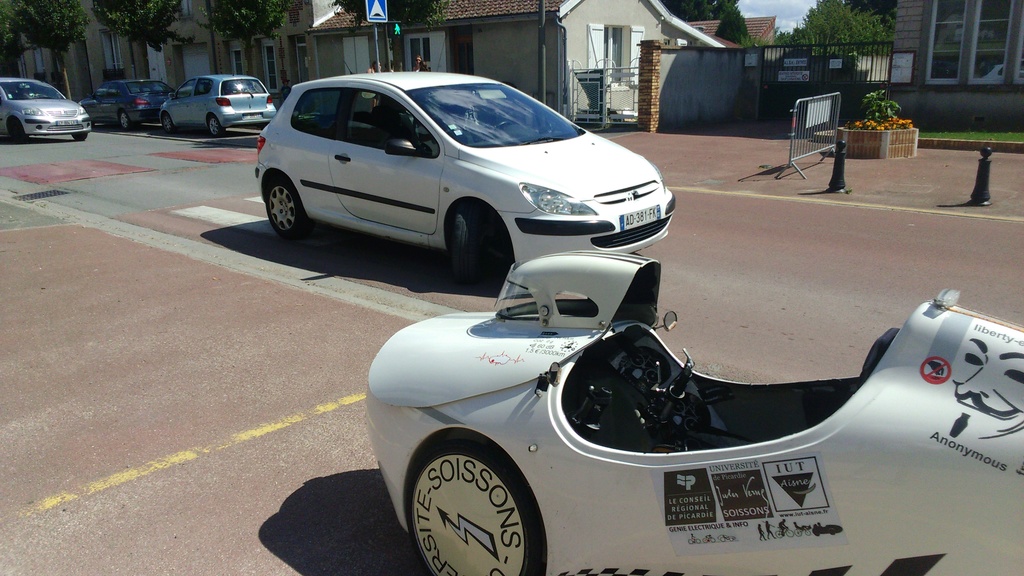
[920,356,951,384]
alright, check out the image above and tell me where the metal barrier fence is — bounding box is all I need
[778,92,841,179]
[567,60,639,125]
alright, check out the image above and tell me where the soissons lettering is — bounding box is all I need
[413,454,526,576]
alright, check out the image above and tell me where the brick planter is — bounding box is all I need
[837,127,919,159]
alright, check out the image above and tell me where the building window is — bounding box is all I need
[101,31,123,70]
[928,0,1021,84]
[1018,33,1024,82]
[181,0,193,17]
[262,40,278,91]
[970,0,1012,83]
[230,45,243,75]
[929,0,966,82]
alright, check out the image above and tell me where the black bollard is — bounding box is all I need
[969,147,992,206]
[827,140,847,192]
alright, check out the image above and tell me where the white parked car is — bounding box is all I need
[255,73,675,283]
[0,77,91,142]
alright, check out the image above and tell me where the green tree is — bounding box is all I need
[787,0,893,44]
[715,2,748,44]
[663,0,715,21]
[11,0,88,97]
[1,0,24,74]
[206,0,290,76]
[333,0,451,28]
[93,0,192,77]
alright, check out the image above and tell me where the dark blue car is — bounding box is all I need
[80,79,174,129]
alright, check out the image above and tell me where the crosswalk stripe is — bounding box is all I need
[246,196,263,204]
[170,205,334,247]
[172,206,266,227]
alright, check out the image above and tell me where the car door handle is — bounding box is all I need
[334,154,351,164]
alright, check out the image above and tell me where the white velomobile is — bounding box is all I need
[366,252,1022,576]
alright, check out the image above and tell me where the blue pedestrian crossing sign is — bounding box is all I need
[366,0,387,23]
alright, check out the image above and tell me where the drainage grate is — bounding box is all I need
[15,189,70,201]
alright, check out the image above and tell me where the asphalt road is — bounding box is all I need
[1,127,1021,575]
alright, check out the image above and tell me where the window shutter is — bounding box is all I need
[630,27,644,68]
[588,24,605,68]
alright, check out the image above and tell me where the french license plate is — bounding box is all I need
[55,120,79,126]
[242,113,262,120]
[619,205,661,231]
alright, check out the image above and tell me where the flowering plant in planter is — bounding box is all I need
[844,90,914,130]
[838,90,917,158]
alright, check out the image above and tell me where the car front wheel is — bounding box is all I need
[265,177,314,239]
[7,117,28,142]
[450,202,487,284]
[160,112,176,134]
[407,440,545,576]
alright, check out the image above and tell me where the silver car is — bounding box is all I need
[0,77,92,142]
[160,74,276,137]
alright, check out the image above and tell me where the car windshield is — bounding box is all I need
[408,83,583,148]
[221,78,266,95]
[1,80,64,101]
[126,81,173,94]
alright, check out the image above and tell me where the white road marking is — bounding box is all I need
[172,206,265,227]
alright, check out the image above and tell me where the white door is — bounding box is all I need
[328,88,442,234]
[147,45,167,82]
[406,32,447,72]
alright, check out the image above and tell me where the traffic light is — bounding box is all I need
[394,23,401,35]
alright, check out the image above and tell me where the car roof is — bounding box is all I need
[0,77,52,84]
[298,72,502,93]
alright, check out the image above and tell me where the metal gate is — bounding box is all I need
[567,60,639,125]
[759,42,892,120]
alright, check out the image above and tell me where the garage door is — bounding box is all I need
[183,44,211,79]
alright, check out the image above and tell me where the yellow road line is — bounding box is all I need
[20,392,366,517]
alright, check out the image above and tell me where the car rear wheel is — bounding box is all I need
[265,176,314,239]
[7,118,28,143]
[407,441,545,576]
[207,115,224,137]
[118,110,134,130]
[450,202,486,284]
[160,112,176,134]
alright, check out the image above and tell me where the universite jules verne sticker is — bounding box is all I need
[653,455,846,555]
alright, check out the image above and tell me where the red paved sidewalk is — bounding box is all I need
[607,122,1023,222]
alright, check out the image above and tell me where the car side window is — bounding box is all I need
[195,79,213,96]
[343,90,439,157]
[176,79,196,98]
[290,88,342,140]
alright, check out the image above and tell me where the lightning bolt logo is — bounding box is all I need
[437,506,499,560]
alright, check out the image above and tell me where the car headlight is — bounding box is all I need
[22,107,43,116]
[521,183,596,216]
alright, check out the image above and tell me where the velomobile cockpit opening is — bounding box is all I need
[561,324,900,454]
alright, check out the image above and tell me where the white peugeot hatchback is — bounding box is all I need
[256,73,674,283]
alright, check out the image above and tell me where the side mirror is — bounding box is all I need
[384,138,422,157]
[659,311,678,331]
